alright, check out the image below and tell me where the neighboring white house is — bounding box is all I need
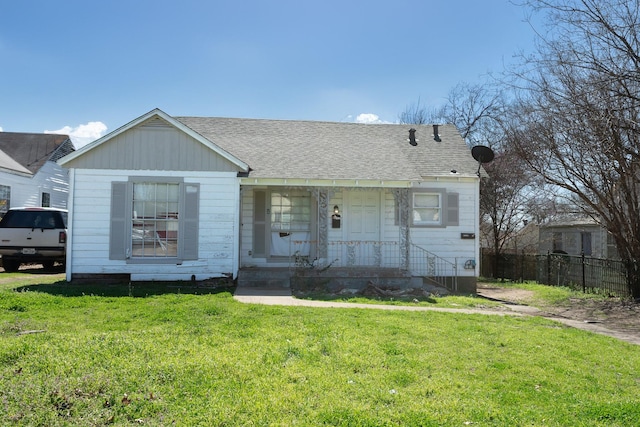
[0,132,75,215]
[58,109,483,292]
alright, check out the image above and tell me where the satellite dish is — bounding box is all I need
[471,145,495,176]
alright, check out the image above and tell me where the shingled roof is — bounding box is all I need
[176,117,479,181]
[0,132,75,175]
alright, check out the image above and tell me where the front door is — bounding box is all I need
[346,191,380,265]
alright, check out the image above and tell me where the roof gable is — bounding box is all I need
[0,132,73,175]
[59,109,249,172]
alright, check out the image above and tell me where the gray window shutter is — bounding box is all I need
[110,182,128,260]
[182,183,200,260]
[253,190,266,256]
[446,193,459,226]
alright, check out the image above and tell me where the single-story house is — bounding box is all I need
[58,109,483,292]
[538,216,618,259]
[0,132,75,215]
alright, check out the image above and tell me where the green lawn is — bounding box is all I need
[1,273,639,426]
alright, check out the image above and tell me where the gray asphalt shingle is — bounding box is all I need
[176,117,479,181]
[0,132,74,175]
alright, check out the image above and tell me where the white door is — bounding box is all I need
[346,191,380,265]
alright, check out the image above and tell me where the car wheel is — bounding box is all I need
[2,259,20,272]
[42,261,55,271]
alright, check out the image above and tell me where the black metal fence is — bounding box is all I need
[481,249,631,297]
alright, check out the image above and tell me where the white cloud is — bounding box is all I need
[46,121,107,149]
[355,113,393,124]
[0,126,3,131]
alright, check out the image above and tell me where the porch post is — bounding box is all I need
[315,188,329,259]
[394,189,410,270]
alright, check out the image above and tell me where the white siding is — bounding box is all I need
[68,168,240,281]
[0,161,70,209]
[409,180,479,277]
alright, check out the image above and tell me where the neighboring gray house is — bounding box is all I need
[59,109,483,293]
[0,132,75,215]
[538,216,618,258]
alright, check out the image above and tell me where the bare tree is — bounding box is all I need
[442,83,507,147]
[400,83,507,148]
[508,0,640,297]
[398,97,442,125]
[480,149,536,269]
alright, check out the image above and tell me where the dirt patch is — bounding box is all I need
[541,297,640,336]
[476,286,535,304]
[477,283,640,344]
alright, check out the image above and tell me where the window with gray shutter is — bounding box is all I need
[410,189,459,228]
[109,178,199,263]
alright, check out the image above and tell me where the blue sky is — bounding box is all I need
[0,0,537,147]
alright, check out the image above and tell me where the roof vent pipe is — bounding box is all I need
[433,124,441,142]
[408,128,417,146]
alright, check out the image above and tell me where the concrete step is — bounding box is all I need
[237,268,291,288]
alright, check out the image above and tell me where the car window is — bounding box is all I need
[0,211,66,229]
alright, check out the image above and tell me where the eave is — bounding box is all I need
[240,177,413,188]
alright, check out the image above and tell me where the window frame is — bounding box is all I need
[411,189,446,228]
[552,232,563,252]
[0,185,10,217]
[41,192,51,207]
[131,180,181,260]
[110,177,199,264]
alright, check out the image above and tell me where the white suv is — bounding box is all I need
[0,207,68,272]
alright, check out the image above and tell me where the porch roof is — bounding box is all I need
[176,117,479,182]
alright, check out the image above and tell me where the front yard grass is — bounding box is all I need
[1,273,639,426]
[479,278,615,307]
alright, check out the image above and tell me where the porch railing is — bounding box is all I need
[289,240,403,269]
[287,240,461,291]
[409,243,458,292]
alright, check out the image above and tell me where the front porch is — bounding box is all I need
[237,240,477,294]
[237,266,444,296]
[239,185,478,294]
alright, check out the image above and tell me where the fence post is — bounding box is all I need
[546,251,551,285]
[581,252,586,293]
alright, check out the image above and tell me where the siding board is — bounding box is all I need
[69,169,240,279]
[64,126,241,172]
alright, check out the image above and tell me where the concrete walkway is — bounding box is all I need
[234,285,524,316]
[233,285,640,346]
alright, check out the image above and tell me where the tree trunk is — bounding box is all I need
[626,260,640,300]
